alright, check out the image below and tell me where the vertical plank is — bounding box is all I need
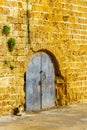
[41,52,55,109]
[26,53,41,111]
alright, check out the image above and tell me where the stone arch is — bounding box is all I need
[37,49,63,78]
[25,49,66,111]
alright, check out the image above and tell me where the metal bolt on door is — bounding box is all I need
[26,52,55,111]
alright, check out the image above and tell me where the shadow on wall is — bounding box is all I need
[24,49,67,110]
[24,73,26,110]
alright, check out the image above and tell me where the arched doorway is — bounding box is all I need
[26,52,55,111]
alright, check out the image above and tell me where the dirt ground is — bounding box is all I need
[0,103,87,130]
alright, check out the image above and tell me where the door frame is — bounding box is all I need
[25,50,59,111]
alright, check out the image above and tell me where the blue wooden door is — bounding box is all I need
[26,52,55,111]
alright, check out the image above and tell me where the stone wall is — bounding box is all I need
[28,0,87,105]
[0,0,29,115]
[0,0,87,115]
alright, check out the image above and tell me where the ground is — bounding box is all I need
[0,103,87,130]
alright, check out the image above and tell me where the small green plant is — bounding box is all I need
[10,65,14,70]
[3,25,10,36]
[4,60,8,64]
[8,38,16,52]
